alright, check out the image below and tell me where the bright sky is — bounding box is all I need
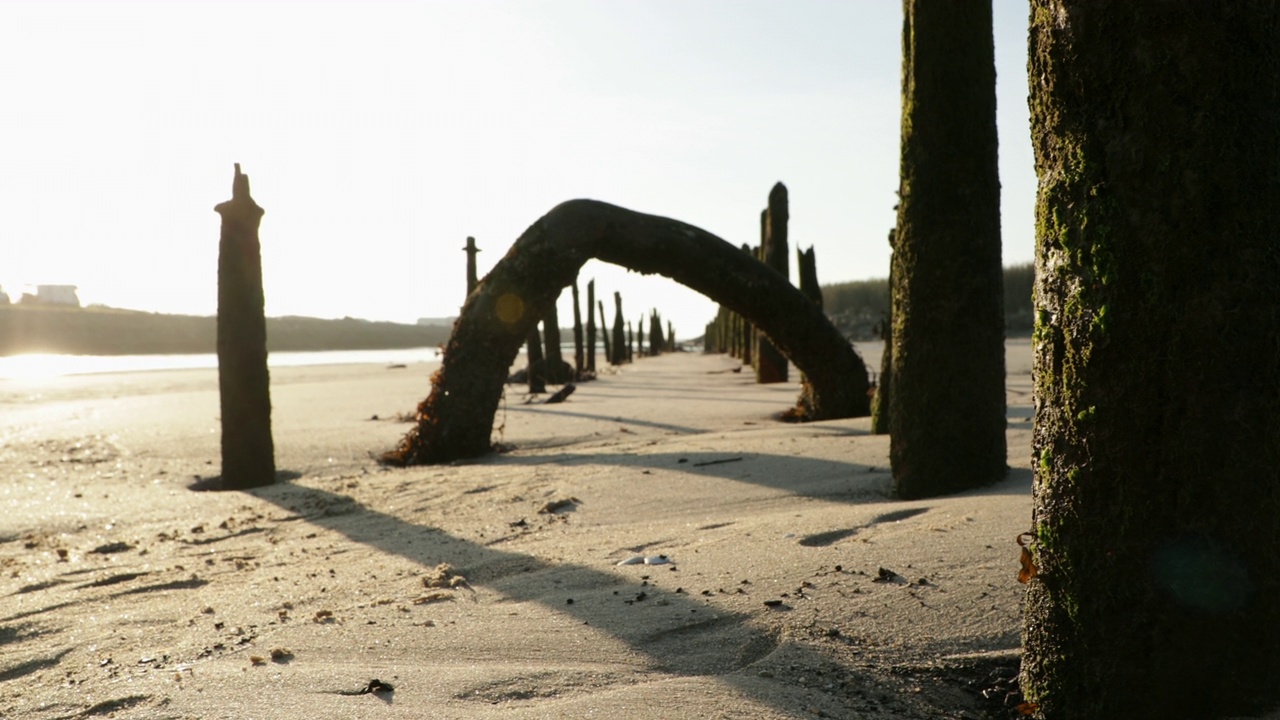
[1,0,1034,338]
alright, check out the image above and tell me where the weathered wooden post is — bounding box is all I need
[586,280,597,373]
[611,291,626,365]
[526,323,546,394]
[214,163,275,490]
[872,228,896,435]
[626,320,634,362]
[649,309,665,357]
[755,182,790,383]
[739,244,754,365]
[543,295,568,383]
[796,244,824,395]
[571,281,585,379]
[598,299,612,365]
[797,246,822,309]
[463,236,481,296]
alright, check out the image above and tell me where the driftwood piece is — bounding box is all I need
[544,383,576,404]
[383,200,870,466]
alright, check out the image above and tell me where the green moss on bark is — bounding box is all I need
[1022,3,1280,717]
[889,0,1007,498]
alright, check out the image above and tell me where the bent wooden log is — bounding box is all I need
[383,200,870,466]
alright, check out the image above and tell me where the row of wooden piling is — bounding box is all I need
[463,237,679,394]
[702,182,822,384]
[214,168,820,490]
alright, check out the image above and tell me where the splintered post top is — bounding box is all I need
[232,163,251,200]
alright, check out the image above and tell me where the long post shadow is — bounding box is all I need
[249,481,869,713]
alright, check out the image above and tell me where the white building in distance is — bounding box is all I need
[21,285,81,307]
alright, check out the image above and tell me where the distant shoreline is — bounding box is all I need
[0,304,453,357]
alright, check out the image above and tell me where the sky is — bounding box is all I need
[1,0,1035,338]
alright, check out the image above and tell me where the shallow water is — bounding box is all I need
[0,346,447,380]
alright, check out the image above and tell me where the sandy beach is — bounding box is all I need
[1,342,1034,719]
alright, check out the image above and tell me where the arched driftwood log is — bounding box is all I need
[383,200,870,465]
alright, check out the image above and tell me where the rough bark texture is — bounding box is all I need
[1022,3,1280,717]
[214,164,276,490]
[889,0,1006,499]
[756,183,790,383]
[383,200,871,465]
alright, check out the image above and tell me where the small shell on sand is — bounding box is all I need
[616,554,672,566]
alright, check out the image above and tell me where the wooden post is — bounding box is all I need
[214,163,275,490]
[797,246,822,310]
[649,309,665,356]
[871,229,895,435]
[611,291,626,365]
[463,236,481,297]
[598,299,611,365]
[626,320,634,362]
[637,314,646,357]
[756,182,790,383]
[543,296,567,383]
[526,323,546,394]
[571,281,585,379]
[586,280,597,373]
[739,244,753,365]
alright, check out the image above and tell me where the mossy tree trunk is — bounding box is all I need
[383,200,871,465]
[214,164,276,490]
[889,0,1006,499]
[1021,3,1280,717]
